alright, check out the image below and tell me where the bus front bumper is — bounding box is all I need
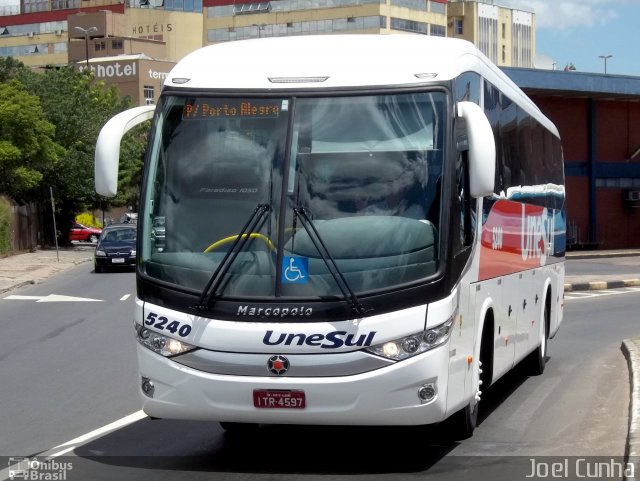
[137,344,453,426]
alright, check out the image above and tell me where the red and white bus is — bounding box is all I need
[95,34,565,438]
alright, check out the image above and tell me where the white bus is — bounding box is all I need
[95,34,565,439]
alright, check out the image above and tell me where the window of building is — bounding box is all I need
[51,0,79,9]
[53,42,67,53]
[233,2,271,14]
[23,0,50,12]
[95,41,106,52]
[390,0,427,12]
[112,39,123,50]
[429,1,445,15]
[207,15,385,42]
[597,178,640,189]
[430,24,445,36]
[454,19,463,35]
[144,85,155,105]
[390,17,428,34]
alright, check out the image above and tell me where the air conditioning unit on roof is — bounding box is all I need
[624,190,640,207]
[27,31,34,38]
[55,29,63,35]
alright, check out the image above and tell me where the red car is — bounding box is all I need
[69,222,102,243]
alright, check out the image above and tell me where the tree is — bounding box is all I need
[0,56,29,83]
[0,58,148,245]
[16,66,141,244]
[0,81,65,201]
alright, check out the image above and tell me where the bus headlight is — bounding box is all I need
[135,323,196,357]
[365,318,454,361]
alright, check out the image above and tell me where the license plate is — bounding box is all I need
[253,390,306,409]
[111,258,125,263]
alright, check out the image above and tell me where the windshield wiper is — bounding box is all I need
[293,207,372,316]
[196,203,270,310]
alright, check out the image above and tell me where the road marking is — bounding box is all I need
[50,410,147,450]
[120,294,131,301]
[3,294,102,302]
[47,446,75,458]
[0,411,147,481]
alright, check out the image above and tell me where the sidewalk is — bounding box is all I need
[0,245,94,294]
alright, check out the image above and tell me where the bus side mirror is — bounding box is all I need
[95,105,156,197]
[456,101,495,198]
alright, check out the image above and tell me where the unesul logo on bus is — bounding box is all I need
[480,200,559,279]
[263,330,377,349]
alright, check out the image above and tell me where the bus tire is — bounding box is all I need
[447,398,478,441]
[526,297,549,376]
[447,314,492,440]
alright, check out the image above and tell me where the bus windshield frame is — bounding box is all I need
[139,90,448,304]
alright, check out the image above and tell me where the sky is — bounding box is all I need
[500,0,640,76]
[0,0,638,76]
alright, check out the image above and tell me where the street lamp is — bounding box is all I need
[598,54,612,74]
[74,26,98,69]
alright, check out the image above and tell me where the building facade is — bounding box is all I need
[80,54,175,104]
[66,9,202,65]
[447,0,535,67]
[204,0,447,43]
[1,0,536,76]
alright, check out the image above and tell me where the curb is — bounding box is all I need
[0,258,92,295]
[564,279,640,292]
[622,338,640,481]
[0,280,34,295]
[567,251,640,260]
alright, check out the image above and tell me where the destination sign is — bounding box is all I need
[183,99,282,119]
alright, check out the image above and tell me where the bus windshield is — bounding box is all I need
[140,91,446,300]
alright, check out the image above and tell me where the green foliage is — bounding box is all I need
[0,197,10,255]
[0,57,29,83]
[0,59,147,245]
[0,80,64,201]
[75,212,102,228]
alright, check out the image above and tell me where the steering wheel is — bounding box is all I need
[203,233,275,253]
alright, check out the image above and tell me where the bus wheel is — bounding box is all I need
[526,299,549,376]
[447,318,492,441]
[446,359,483,441]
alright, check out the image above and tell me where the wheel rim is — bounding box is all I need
[474,359,483,410]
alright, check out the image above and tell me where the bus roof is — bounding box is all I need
[165,34,558,137]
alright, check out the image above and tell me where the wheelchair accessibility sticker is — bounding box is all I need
[282,256,309,284]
